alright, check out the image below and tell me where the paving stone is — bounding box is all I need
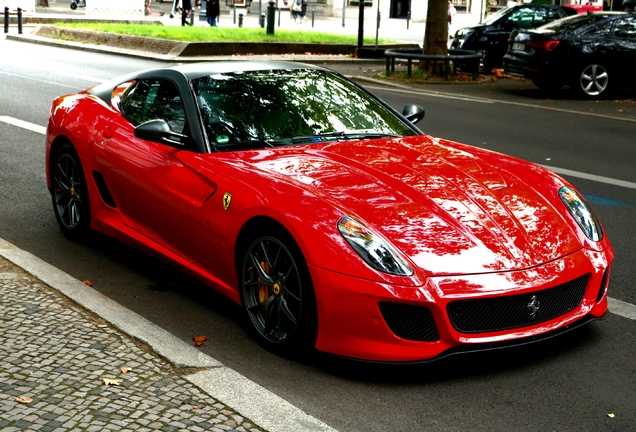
[0,258,266,432]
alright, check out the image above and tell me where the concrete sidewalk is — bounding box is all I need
[0,237,336,432]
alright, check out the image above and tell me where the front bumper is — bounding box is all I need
[310,247,611,363]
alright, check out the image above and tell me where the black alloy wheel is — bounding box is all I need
[240,232,317,354]
[51,144,91,240]
[576,63,609,98]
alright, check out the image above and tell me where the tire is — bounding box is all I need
[240,230,317,356]
[70,2,77,10]
[531,76,563,92]
[51,144,91,241]
[574,63,609,98]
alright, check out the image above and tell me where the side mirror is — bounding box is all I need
[134,119,187,147]
[403,104,425,124]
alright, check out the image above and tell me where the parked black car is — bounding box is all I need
[503,12,636,98]
[451,4,576,72]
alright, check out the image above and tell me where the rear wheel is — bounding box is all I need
[51,144,91,241]
[240,230,317,355]
[574,63,609,98]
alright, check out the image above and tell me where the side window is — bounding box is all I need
[506,8,536,29]
[586,22,614,37]
[614,17,636,39]
[120,79,187,134]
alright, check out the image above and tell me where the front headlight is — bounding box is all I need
[338,216,413,276]
[559,186,602,242]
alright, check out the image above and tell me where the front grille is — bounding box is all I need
[379,302,440,342]
[447,275,589,333]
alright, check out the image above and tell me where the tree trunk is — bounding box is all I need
[421,0,449,75]
[37,0,50,7]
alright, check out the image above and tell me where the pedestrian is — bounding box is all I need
[448,1,456,38]
[206,0,220,26]
[299,0,308,23]
[182,0,192,26]
[290,0,302,24]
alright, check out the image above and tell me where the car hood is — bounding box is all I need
[240,135,581,276]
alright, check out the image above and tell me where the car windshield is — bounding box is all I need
[191,69,417,150]
[482,6,512,25]
[539,12,611,33]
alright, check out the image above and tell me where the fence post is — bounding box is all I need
[3,7,8,34]
[17,7,22,34]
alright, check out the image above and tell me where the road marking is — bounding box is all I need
[53,70,106,83]
[0,70,79,89]
[366,84,636,124]
[0,116,46,135]
[584,195,634,209]
[542,164,636,191]
[608,297,636,321]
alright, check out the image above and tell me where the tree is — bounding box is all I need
[421,0,449,75]
[37,0,50,7]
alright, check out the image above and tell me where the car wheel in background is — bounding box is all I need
[575,63,609,98]
[51,144,91,241]
[240,230,318,356]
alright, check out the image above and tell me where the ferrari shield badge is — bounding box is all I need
[223,192,232,211]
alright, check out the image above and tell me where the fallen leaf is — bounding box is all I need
[608,413,615,418]
[15,396,33,404]
[0,265,6,269]
[617,109,624,113]
[103,378,123,386]
[120,367,132,374]
[193,405,204,409]
[193,335,207,347]
[545,108,551,111]
[83,280,93,287]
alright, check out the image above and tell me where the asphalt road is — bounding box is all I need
[1,37,636,431]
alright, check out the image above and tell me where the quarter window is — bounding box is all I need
[614,17,636,39]
[120,79,187,135]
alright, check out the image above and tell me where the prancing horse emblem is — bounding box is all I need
[527,295,540,317]
[223,192,232,211]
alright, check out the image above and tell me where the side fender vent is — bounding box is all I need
[92,171,117,208]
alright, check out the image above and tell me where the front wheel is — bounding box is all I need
[574,63,609,98]
[51,144,91,241]
[240,231,317,355]
[70,2,77,10]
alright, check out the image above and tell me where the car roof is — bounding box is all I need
[165,61,328,80]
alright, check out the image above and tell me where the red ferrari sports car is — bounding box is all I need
[46,62,613,363]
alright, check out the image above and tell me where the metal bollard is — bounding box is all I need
[277,8,281,27]
[17,7,21,34]
[4,7,8,34]
[233,6,236,24]
[266,0,275,34]
[190,8,194,26]
[311,9,314,28]
[238,13,243,27]
[260,13,265,27]
[407,11,410,30]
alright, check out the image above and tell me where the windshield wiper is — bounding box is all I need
[215,139,289,151]
[292,131,400,144]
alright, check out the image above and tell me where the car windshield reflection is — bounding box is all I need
[191,69,417,150]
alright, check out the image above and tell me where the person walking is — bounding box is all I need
[299,0,308,23]
[206,0,220,26]
[290,0,302,23]
[182,0,192,26]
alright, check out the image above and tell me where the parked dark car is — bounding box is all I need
[503,12,636,98]
[451,4,576,71]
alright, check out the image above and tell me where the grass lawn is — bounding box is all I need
[55,22,394,44]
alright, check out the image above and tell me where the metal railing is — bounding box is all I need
[384,48,482,81]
